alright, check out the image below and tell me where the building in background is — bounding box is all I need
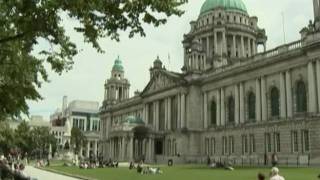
[100,0,320,165]
[50,96,101,159]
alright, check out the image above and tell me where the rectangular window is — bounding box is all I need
[274,133,281,153]
[291,131,299,153]
[250,134,256,153]
[265,133,272,153]
[302,130,310,152]
[205,138,209,155]
[229,136,234,154]
[86,118,91,131]
[242,135,248,155]
[222,136,228,155]
[211,138,216,155]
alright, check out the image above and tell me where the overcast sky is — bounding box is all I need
[27,0,314,120]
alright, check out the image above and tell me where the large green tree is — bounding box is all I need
[70,127,86,155]
[0,0,186,119]
[0,121,15,155]
[30,126,57,159]
[14,121,33,154]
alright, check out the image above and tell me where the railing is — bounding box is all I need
[257,40,302,60]
[206,40,303,77]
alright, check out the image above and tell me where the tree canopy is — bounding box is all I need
[0,121,57,158]
[70,127,86,155]
[0,0,187,119]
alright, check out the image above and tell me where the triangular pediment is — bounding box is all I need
[141,70,184,96]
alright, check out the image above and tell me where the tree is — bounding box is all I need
[30,127,57,159]
[14,121,33,154]
[0,121,15,155]
[70,127,86,155]
[0,0,187,119]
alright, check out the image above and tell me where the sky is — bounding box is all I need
[27,0,314,120]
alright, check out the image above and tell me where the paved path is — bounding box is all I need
[25,166,79,180]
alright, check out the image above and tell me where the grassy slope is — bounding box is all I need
[46,165,320,180]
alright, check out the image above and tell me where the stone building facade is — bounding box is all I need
[50,96,101,159]
[100,0,320,165]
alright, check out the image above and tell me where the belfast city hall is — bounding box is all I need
[100,0,320,165]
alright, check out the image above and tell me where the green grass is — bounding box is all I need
[45,165,320,180]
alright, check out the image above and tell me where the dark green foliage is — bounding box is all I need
[70,127,86,154]
[0,0,186,118]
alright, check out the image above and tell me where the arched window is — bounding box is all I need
[228,97,235,124]
[248,92,256,121]
[296,81,307,112]
[271,87,280,117]
[211,101,217,125]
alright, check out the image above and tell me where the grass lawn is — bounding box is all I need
[45,164,320,180]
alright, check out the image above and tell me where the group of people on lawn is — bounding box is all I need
[207,153,285,180]
[130,161,163,175]
[0,154,37,180]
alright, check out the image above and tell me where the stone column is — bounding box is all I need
[206,36,210,57]
[221,88,225,126]
[239,82,245,123]
[235,84,240,125]
[145,104,149,124]
[153,101,157,130]
[222,31,227,54]
[261,76,268,121]
[308,61,318,113]
[316,59,320,112]
[109,139,112,159]
[149,138,154,162]
[216,90,221,126]
[317,60,320,112]
[214,31,218,55]
[94,140,98,159]
[232,35,237,57]
[84,118,87,131]
[241,36,245,57]
[80,145,83,158]
[129,137,134,161]
[280,72,287,118]
[177,95,181,129]
[181,93,186,128]
[256,78,262,121]
[204,92,208,128]
[247,38,251,57]
[286,70,293,118]
[164,99,168,130]
[168,98,172,130]
[253,40,257,55]
[156,101,160,130]
[86,141,90,158]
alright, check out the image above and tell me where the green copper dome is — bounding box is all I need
[112,56,124,72]
[200,0,248,15]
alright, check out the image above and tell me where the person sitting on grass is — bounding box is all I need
[258,173,266,180]
[270,167,285,180]
[129,162,135,170]
[137,163,143,174]
[149,167,163,175]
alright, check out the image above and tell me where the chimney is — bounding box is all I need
[62,96,68,112]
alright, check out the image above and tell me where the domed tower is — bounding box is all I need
[149,56,164,79]
[104,56,130,105]
[182,0,267,73]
